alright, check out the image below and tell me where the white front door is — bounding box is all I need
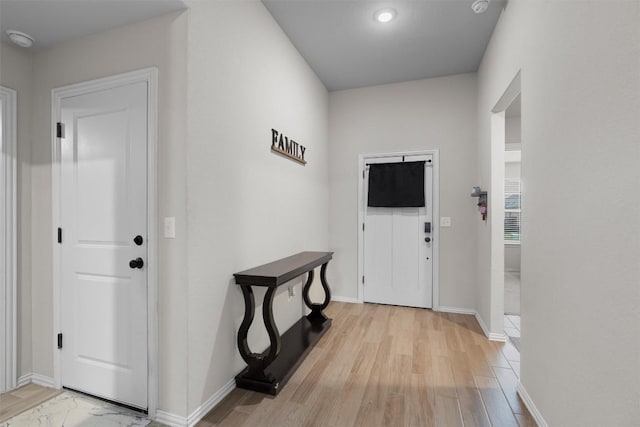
[59,81,148,409]
[363,154,433,308]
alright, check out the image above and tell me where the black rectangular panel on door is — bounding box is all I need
[367,161,426,207]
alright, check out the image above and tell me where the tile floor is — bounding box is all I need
[504,314,521,354]
[0,390,155,427]
[504,314,521,339]
[504,269,522,353]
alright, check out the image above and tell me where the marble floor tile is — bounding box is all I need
[1,391,151,427]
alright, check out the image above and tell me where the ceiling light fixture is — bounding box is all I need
[471,0,490,14]
[374,8,397,23]
[6,30,34,48]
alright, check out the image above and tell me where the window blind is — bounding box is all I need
[505,178,521,242]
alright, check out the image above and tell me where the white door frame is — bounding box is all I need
[489,71,521,336]
[0,85,18,392]
[357,149,440,309]
[51,68,158,416]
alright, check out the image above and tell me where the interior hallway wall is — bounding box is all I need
[477,1,640,424]
[328,74,478,310]
[28,12,189,417]
[185,0,329,414]
[0,42,33,379]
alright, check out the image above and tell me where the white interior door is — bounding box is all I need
[363,154,433,308]
[59,81,148,409]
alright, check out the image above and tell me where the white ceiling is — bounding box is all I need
[0,0,186,49]
[263,0,506,91]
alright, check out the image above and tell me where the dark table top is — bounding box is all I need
[233,251,333,287]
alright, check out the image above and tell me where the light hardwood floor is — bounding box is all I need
[0,383,62,423]
[0,302,534,426]
[197,302,535,427]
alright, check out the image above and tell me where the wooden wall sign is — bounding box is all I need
[271,129,307,165]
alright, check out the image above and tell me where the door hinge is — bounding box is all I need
[362,276,365,284]
[57,227,62,244]
[56,122,65,138]
[57,333,63,349]
[362,223,365,231]
[362,170,365,179]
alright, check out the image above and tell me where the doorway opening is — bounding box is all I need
[503,94,522,352]
[490,71,521,348]
[0,85,17,393]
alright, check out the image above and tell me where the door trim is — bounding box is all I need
[51,68,158,416]
[0,85,17,392]
[357,149,440,309]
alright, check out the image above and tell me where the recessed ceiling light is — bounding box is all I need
[6,30,34,48]
[471,0,490,14]
[374,8,397,23]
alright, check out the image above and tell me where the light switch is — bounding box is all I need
[440,217,452,227]
[164,217,176,238]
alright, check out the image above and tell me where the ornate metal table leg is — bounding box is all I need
[237,285,281,385]
[303,262,332,323]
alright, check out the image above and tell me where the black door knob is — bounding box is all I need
[425,237,431,243]
[129,257,144,269]
[133,235,143,246]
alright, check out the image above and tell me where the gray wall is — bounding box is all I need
[328,74,478,310]
[477,1,640,424]
[0,42,33,379]
[185,0,329,413]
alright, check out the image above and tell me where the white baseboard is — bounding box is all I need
[187,378,235,426]
[474,312,507,342]
[155,378,236,427]
[331,295,361,304]
[17,373,55,388]
[154,410,188,427]
[436,307,506,342]
[437,306,476,315]
[517,382,548,427]
[17,374,31,388]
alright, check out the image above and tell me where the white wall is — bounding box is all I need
[0,42,33,379]
[28,12,189,416]
[328,74,478,310]
[477,1,640,424]
[505,131,521,272]
[185,0,329,413]
[504,245,520,272]
[505,115,521,145]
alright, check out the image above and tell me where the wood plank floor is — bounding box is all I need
[0,303,533,426]
[197,302,535,427]
[0,383,62,423]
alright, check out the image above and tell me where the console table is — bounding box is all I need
[233,251,333,395]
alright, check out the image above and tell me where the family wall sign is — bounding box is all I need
[271,128,307,165]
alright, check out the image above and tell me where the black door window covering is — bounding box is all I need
[367,161,426,207]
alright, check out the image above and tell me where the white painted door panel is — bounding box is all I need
[364,154,433,308]
[60,81,148,409]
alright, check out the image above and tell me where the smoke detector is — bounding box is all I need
[6,30,34,48]
[471,0,490,14]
